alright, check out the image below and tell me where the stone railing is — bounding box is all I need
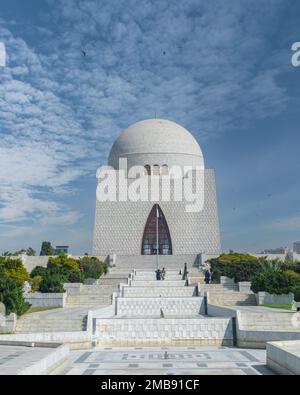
[267,340,300,375]
[0,302,17,333]
[63,283,83,295]
[24,292,67,308]
[256,292,294,306]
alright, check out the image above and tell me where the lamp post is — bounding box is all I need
[156,204,159,270]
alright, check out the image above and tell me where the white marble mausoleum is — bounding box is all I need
[92,119,221,257]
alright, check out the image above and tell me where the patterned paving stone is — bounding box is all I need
[66,346,274,375]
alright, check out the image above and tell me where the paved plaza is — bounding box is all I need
[64,346,274,375]
[0,345,56,375]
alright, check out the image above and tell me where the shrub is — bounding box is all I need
[281,259,300,275]
[292,284,300,302]
[0,257,29,283]
[29,256,107,293]
[31,266,48,278]
[285,270,300,283]
[284,270,300,302]
[39,274,66,293]
[251,261,293,295]
[0,268,30,315]
[47,254,79,271]
[67,270,85,283]
[30,260,84,292]
[30,275,43,292]
[208,253,263,282]
[79,257,107,279]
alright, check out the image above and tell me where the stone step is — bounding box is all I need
[18,317,85,323]
[134,270,181,274]
[132,275,182,278]
[133,279,182,283]
[66,307,105,310]
[66,300,111,305]
[208,293,257,306]
[200,285,239,293]
[122,286,197,298]
[16,323,85,329]
[66,295,111,300]
[66,303,110,307]
[66,302,110,306]
[96,279,127,285]
[16,326,85,333]
[130,280,186,287]
[116,297,204,317]
[210,301,255,307]
[16,315,87,333]
[208,291,255,298]
[95,317,233,346]
[79,285,118,292]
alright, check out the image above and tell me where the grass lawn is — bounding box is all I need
[26,306,61,314]
[261,303,292,310]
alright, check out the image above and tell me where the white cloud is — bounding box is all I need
[39,211,82,225]
[0,0,291,251]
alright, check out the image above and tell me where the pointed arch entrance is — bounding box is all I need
[141,204,172,255]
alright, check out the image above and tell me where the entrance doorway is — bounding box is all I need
[141,204,172,255]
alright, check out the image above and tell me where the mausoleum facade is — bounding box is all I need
[93,119,221,256]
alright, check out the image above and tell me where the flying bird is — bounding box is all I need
[81,49,86,57]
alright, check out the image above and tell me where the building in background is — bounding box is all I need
[293,241,300,254]
[260,247,287,254]
[54,245,69,255]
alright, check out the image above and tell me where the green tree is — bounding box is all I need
[26,247,36,256]
[251,260,294,295]
[78,256,107,279]
[0,267,30,316]
[30,266,48,278]
[2,251,12,256]
[39,274,66,293]
[0,257,29,282]
[30,275,43,292]
[13,249,26,255]
[207,253,263,282]
[47,254,79,271]
[40,241,54,256]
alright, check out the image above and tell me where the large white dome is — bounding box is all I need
[108,119,203,169]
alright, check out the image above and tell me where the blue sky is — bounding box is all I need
[0,0,300,254]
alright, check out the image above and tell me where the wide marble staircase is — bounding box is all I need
[15,308,88,333]
[200,283,257,306]
[94,268,234,347]
[15,260,255,337]
[65,284,115,308]
[16,276,121,334]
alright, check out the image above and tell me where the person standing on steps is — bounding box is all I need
[183,262,188,281]
[161,267,166,280]
[155,268,161,280]
[204,269,211,284]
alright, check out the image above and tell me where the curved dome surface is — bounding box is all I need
[108,119,203,169]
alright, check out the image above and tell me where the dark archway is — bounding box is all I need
[141,204,172,255]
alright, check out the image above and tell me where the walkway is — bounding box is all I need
[64,346,274,375]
